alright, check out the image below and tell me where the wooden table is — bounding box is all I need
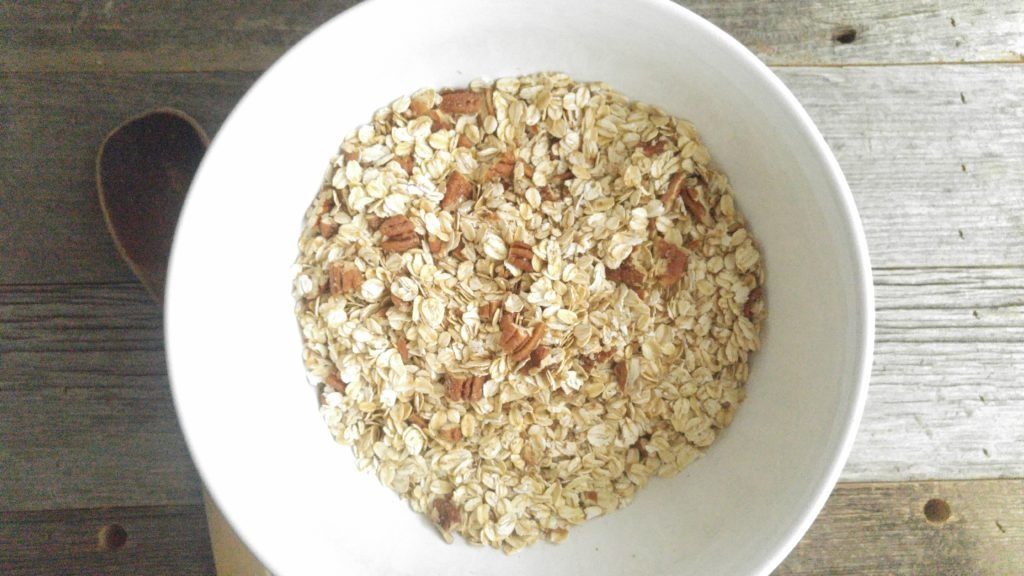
[2,2,1022,574]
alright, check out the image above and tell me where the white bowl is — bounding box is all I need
[166,1,873,574]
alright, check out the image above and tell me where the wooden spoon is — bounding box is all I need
[96,108,209,304]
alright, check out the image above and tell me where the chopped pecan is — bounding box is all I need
[380,215,419,252]
[396,334,410,363]
[499,314,528,354]
[583,490,599,502]
[456,133,473,148]
[479,301,500,320]
[342,265,363,293]
[328,263,347,295]
[640,139,665,156]
[682,182,706,222]
[324,372,346,394]
[432,497,461,531]
[444,374,486,402]
[526,345,549,370]
[439,89,484,115]
[663,172,685,208]
[427,236,444,254]
[396,154,414,175]
[614,360,628,391]
[606,259,644,289]
[342,150,359,163]
[526,123,539,137]
[502,320,546,363]
[744,287,763,319]
[485,151,515,182]
[442,171,473,210]
[439,425,462,442]
[318,216,338,239]
[594,348,616,364]
[444,375,466,402]
[656,240,689,286]
[451,241,468,261]
[467,375,485,402]
[507,241,535,272]
[407,412,428,428]
[427,110,451,132]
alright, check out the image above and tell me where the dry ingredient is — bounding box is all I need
[293,72,766,553]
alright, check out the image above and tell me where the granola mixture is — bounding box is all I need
[293,72,766,553]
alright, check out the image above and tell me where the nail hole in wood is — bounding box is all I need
[98,523,128,551]
[832,26,858,44]
[924,498,951,524]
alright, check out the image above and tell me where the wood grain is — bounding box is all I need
[776,64,1024,269]
[0,284,202,510]
[1,64,1021,285]
[0,72,255,285]
[775,479,1024,575]
[2,480,1019,575]
[1,1,1021,72]
[0,505,215,576]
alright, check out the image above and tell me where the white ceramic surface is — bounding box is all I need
[165,1,874,574]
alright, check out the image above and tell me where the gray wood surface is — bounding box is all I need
[0,505,215,576]
[1,1,1021,72]
[2,0,1022,574]
[776,479,1024,576]
[1,480,1018,576]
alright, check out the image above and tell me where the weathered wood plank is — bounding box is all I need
[775,65,1024,269]
[0,284,202,510]
[0,72,256,285]
[775,479,1024,576]
[2,268,1021,511]
[2,481,1019,575]
[1,1,1021,72]
[1,64,1021,285]
[0,505,215,576]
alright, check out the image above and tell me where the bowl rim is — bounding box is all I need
[165,0,875,573]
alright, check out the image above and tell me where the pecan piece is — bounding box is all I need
[499,314,528,354]
[324,372,346,394]
[444,375,466,402]
[479,301,500,320]
[485,151,515,182]
[432,497,461,532]
[407,412,428,428]
[442,171,473,210]
[456,133,473,148]
[439,425,462,442]
[507,241,535,272]
[525,345,549,370]
[682,190,706,222]
[380,215,420,252]
[508,322,546,363]
[439,89,484,115]
[614,360,628,391]
[467,375,486,402]
[396,334,410,364]
[427,235,444,254]
[663,172,685,209]
[744,287,763,319]
[396,154,414,175]
[656,240,689,287]
[318,216,338,239]
[427,110,451,132]
[328,263,345,296]
[606,258,644,289]
[640,139,665,156]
